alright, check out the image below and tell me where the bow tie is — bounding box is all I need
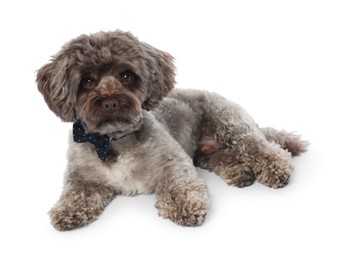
[73,121,110,161]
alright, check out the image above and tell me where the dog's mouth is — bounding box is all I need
[78,92,143,134]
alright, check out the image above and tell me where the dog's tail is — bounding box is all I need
[260,127,310,156]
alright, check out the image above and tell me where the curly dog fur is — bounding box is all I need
[37,30,308,231]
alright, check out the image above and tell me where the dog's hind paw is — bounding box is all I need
[255,160,293,188]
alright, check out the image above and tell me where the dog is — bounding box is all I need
[37,30,309,231]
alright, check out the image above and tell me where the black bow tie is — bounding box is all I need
[73,121,110,161]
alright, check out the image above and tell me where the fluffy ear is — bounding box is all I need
[141,42,176,110]
[36,54,78,122]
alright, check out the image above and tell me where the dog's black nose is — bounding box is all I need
[102,98,119,112]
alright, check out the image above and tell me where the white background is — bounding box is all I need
[1,0,354,259]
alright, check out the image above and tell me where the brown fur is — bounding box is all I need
[49,180,116,231]
[37,30,308,231]
[37,31,175,122]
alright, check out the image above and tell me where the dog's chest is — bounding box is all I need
[105,151,150,196]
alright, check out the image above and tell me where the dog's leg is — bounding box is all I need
[169,89,305,189]
[195,151,257,188]
[49,180,116,231]
[187,92,295,188]
[155,167,209,226]
[248,138,294,188]
[195,137,293,188]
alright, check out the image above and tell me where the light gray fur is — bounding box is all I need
[37,30,308,231]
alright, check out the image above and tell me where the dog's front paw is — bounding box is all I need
[48,181,116,231]
[156,184,209,227]
[49,205,99,231]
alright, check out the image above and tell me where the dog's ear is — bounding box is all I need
[141,43,176,110]
[36,53,79,122]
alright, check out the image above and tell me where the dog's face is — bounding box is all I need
[74,63,144,134]
[37,30,175,134]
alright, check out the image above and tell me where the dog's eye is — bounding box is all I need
[120,71,135,86]
[81,77,97,89]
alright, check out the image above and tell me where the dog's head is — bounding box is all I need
[37,30,175,134]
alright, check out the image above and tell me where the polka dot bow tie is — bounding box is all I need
[73,121,110,161]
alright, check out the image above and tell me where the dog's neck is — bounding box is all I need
[73,121,138,162]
